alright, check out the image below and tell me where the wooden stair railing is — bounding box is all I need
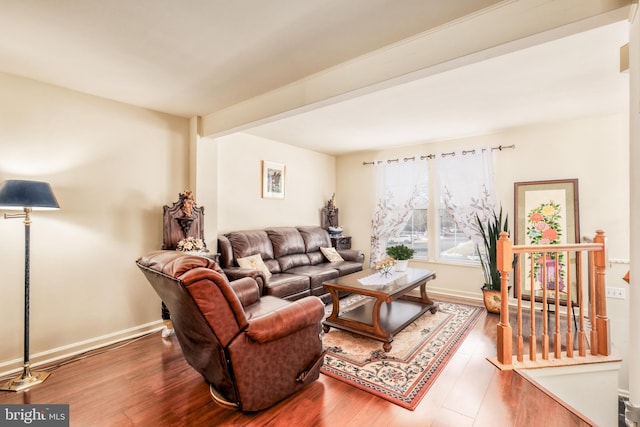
[494,230,609,369]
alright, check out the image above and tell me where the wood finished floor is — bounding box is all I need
[0,302,595,426]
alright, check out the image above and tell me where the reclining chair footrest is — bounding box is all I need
[296,350,327,385]
[209,384,238,408]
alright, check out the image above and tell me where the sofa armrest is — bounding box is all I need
[223,267,266,294]
[337,249,365,263]
[229,277,261,308]
[245,296,324,343]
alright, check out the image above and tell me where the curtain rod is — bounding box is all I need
[362,144,515,165]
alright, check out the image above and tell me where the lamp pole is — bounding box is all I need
[0,179,59,392]
[0,207,50,391]
[22,208,36,379]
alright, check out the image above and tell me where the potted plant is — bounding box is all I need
[476,207,514,313]
[386,244,415,272]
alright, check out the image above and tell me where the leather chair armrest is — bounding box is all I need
[337,249,365,263]
[223,267,266,294]
[245,296,324,343]
[229,277,261,307]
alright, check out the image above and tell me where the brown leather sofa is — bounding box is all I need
[218,226,364,303]
[136,250,326,411]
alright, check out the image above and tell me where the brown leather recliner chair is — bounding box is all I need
[136,250,326,412]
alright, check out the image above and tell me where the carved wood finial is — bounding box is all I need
[179,190,195,218]
[162,191,205,250]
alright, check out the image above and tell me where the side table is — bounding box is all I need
[330,235,351,250]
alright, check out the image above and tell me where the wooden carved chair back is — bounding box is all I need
[162,190,205,250]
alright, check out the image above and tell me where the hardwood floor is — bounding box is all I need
[0,303,596,426]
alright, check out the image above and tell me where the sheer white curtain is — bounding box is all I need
[436,148,496,244]
[370,160,428,266]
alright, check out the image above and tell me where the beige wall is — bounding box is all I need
[195,126,219,249]
[214,132,336,235]
[0,72,631,392]
[337,112,630,390]
[339,113,629,294]
[0,73,190,371]
[627,5,640,405]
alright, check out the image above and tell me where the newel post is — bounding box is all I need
[496,231,513,365]
[594,230,610,356]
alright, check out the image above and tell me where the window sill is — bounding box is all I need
[411,257,480,268]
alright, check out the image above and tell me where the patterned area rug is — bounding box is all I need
[321,297,483,410]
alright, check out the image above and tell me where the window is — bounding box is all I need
[371,149,495,265]
[387,205,428,258]
[370,160,428,265]
[436,149,495,263]
[438,203,476,262]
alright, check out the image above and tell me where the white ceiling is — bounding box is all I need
[0,1,630,156]
[246,20,630,154]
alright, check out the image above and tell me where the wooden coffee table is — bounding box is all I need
[322,267,437,352]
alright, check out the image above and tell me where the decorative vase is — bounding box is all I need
[328,226,343,237]
[395,260,409,272]
[481,287,502,314]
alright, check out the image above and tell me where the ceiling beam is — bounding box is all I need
[201,0,631,139]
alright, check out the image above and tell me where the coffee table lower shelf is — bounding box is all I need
[323,297,437,352]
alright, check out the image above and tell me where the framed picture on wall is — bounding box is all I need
[262,160,285,199]
[514,179,580,306]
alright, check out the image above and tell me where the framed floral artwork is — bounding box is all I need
[514,179,580,306]
[262,160,285,199]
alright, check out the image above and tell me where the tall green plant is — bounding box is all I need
[476,207,510,291]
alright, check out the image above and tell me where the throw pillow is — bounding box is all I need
[237,253,272,279]
[320,246,344,263]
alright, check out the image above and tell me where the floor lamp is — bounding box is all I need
[0,180,59,392]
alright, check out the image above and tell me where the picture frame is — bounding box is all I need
[514,179,580,306]
[262,160,285,199]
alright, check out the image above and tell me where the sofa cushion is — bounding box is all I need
[307,251,325,265]
[277,253,312,272]
[331,260,364,276]
[286,265,339,293]
[263,273,311,301]
[297,226,332,253]
[237,253,272,279]
[266,227,306,258]
[320,246,344,263]
[227,230,275,263]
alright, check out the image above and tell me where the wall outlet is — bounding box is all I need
[606,287,626,299]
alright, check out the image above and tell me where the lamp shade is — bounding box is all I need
[0,180,60,210]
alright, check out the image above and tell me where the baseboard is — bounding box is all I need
[0,320,164,379]
[431,289,586,315]
[427,288,484,306]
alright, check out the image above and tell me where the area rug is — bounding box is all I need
[509,305,582,352]
[321,297,483,410]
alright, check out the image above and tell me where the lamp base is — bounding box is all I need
[0,364,50,392]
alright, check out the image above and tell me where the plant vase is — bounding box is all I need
[386,244,415,272]
[395,259,409,272]
[475,206,515,315]
[481,286,502,314]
